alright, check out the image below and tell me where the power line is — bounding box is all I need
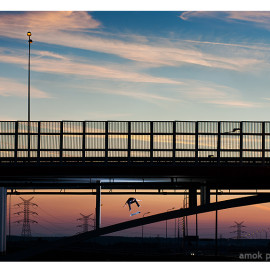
[38,206,76,224]
[32,214,75,232]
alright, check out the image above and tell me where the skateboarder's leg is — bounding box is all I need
[135,200,140,207]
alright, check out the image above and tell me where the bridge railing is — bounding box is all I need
[0,121,269,164]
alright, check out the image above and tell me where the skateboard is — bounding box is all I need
[130,211,141,216]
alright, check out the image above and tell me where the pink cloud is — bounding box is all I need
[0,77,50,98]
[0,11,100,38]
[0,49,182,85]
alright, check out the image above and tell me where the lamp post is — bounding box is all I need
[166,207,175,239]
[142,212,150,240]
[27,32,32,158]
[27,32,32,123]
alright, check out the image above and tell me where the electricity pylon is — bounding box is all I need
[14,197,38,237]
[77,213,94,233]
[230,221,246,239]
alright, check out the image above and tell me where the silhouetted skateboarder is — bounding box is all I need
[123,197,141,211]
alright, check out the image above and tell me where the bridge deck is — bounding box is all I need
[1,121,270,189]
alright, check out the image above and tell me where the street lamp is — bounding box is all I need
[27,32,32,123]
[27,32,32,158]
[166,207,175,239]
[142,212,151,240]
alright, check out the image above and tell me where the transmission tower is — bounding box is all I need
[77,213,94,233]
[230,221,246,239]
[14,197,38,237]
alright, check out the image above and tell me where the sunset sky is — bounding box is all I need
[7,191,270,239]
[2,10,270,121]
[2,7,270,239]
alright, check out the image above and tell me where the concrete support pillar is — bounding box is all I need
[200,185,210,205]
[0,187,7,254]
[189,187,197,208]
[95,181,101,230]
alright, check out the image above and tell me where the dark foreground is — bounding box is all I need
[2,236,270,261]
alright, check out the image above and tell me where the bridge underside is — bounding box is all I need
[1,162,270,190]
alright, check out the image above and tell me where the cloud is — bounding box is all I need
[179,80,261,108]
[207,100,260,108]
[0,46,260,108]
[94,87,180,105]
[180,11,219,21]
[32,50,69,60]
[180,11,270,31]
[31,58,182,84]
[227,11,270,25]
[0,11,100,39]
[32,31,262,71]
[0,48,182,84]
[85,80,258,109]
[0,11,264,72]
[0,77,51,98]
[182,39,270,53]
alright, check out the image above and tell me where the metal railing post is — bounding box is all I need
[150,121,153,162]
[240,122,243,164]
[217,121,221,164]
[195,121,198,163]
[262,121,265,165]
[82,121,86,162]
[60,121,63,162]
[105,121,108,162]
[173,121,176,162]
[128,121,131,162]
[37,121,41,162]
[14,121,18,162]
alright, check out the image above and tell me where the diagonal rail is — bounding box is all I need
[69,193,270,242]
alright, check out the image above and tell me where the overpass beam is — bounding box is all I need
[189,187,197,208]
[200,185,210,205]
[0,187,7,255]
[95,181,101,230]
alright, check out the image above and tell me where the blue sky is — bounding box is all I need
[2,11,270,121]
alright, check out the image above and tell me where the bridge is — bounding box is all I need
[1,120,270,256]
